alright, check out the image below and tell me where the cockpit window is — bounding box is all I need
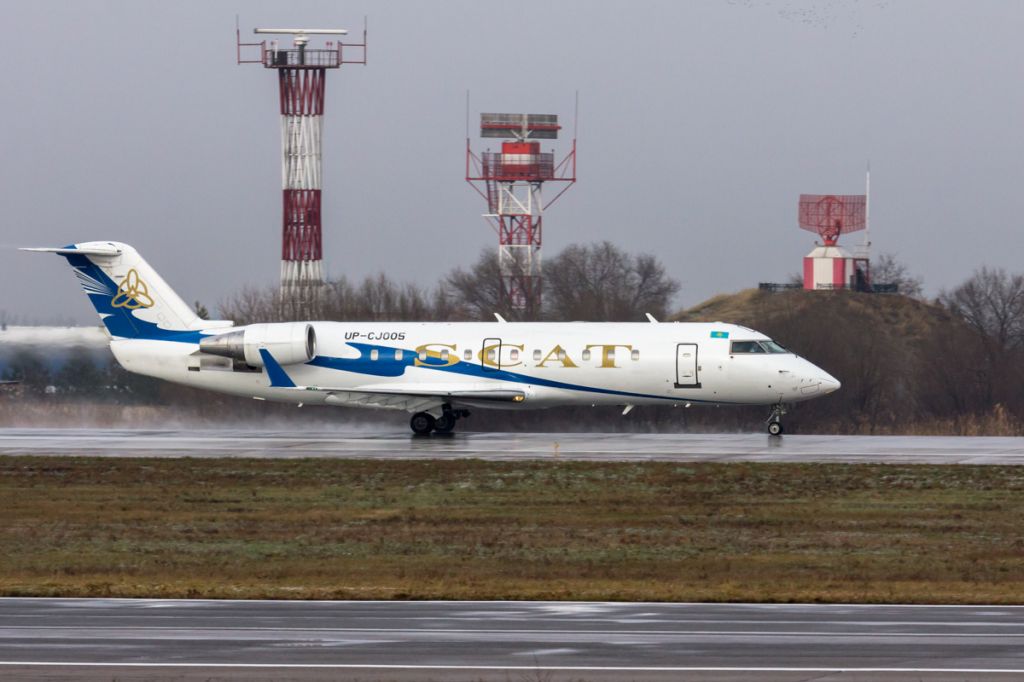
[731,340,790,354]
[730,341,766,354]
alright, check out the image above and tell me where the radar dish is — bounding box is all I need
[798,194,866,246]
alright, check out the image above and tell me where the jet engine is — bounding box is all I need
[199,323,316,368]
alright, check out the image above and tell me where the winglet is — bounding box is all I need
[494,313,507,323]
[259,348,296,388]
[645,313,658,323]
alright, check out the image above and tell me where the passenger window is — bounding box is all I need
[441,349,449,362]
[533,349,542,361]
[464,349,473,361]
[607,348,615,362]
[395,349,403,361]
[486,349,496,362]
[510,348,519,361]
[582,349,591,362]
[557,349,567,361]
[730,341,765,354]
[631,349,640,361]
[370,349,379,361]
[418,351,427,361]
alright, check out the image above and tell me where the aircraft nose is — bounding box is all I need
[821,374,841,394]
[789,359,841,398]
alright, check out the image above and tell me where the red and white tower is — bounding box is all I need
[467,113,576,316]
[798,194,870,291]
[237,24,366,313]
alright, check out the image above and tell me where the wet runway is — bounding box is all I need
[1,428,1024,464]
[0,598,1021,681]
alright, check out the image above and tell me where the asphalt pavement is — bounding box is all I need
[1,598,1022,681]
[2,428,1024,464]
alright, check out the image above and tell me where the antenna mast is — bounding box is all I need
[236,21,367,318]
[863,162,871,259]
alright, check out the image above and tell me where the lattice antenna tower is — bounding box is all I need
[466,109,577,317]
[237,20,367,318]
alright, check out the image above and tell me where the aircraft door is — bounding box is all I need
[481,337,502,372]
[675,343,701,388]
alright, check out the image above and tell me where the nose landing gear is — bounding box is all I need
[766,403,787,436]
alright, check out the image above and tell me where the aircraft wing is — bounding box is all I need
[257,349,525,410]
[296,384,524,411]
[318,387,523,411]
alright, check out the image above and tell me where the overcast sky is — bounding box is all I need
[2,0,1022,324]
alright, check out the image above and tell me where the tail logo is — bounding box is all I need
[111,269,155,310]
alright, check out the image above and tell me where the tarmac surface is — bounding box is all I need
[2,428,1024,464]
[0,598,1022,681]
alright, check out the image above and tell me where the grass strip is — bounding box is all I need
[1,456,1022,603]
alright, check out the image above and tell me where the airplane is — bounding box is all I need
[26,242,840,436]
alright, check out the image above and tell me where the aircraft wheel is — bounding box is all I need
[768,421,784,436]
[434,413,457,434]
[410,412,436,436]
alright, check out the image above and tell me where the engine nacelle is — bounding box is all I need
[199,323,316,368]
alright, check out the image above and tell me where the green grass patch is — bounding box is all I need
[1,457,1023,602]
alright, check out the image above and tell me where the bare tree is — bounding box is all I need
[333,274,443,321]
[871,252,924,298]
[939,267,1024,411]
[218,285,281,325]
[442,249,523,321]
[940,267,1024,354]
[544,242,680,321]
[220,274,450,325]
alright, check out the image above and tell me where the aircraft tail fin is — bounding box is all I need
[23,241,216,340]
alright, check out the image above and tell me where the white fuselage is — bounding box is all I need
[111,320,839,412]
[30,240,840,433]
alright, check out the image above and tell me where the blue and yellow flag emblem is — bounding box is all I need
[710,330,729,339]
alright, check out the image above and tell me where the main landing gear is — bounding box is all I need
[766,403,787,436]
[410,405,470,436]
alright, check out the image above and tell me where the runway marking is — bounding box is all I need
[2,662,1024,673]
[4,596,1024,607]
[3,626,1023,638]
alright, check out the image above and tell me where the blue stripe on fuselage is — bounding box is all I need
[308,342,724,404]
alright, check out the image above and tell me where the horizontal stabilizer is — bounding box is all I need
[22,245,123,257]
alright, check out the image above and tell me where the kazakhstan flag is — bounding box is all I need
[710,331,729,339]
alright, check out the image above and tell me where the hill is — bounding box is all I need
[675,287,958,342]
[672,289,1017,435]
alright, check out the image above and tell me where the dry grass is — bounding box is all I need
[1,456,1023,603]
